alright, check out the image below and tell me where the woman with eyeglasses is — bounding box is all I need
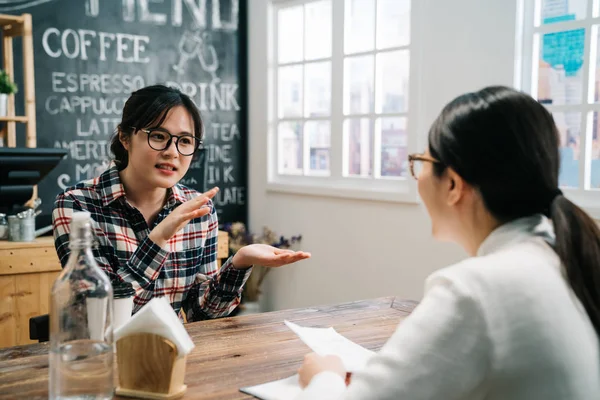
[296,86,600,399]
[52,85,310,321]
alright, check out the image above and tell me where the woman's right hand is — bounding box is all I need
[298,353,346,388]
[148,187,219,248]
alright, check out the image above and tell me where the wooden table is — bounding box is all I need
[0,297,417,399]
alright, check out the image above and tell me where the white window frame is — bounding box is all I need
[518,0,600,218]
[266,0,424,203]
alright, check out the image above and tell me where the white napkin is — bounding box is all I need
[113,297,194,357]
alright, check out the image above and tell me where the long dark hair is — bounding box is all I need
[428,85,600,334]
[110,84,203,169]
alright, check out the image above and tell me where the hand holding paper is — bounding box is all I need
[297,353,346,388]
[284,320,375,371]
[240,320,374,400]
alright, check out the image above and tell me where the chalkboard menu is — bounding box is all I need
[3,0,247,224]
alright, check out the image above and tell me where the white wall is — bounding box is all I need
[248,0,520,311]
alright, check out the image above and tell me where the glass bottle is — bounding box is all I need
[49,211,114,399]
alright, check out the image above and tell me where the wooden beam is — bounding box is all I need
[0,116,28,123]
[0,15,25,26]
[22,14,36,148]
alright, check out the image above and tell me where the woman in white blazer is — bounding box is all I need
[296,86,600,400]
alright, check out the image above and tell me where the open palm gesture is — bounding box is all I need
[232,244,311,269]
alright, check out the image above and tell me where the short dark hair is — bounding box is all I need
[428,85,600,335]
[110,84,203,169]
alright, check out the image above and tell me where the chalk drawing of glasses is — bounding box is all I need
[173,30,220,84]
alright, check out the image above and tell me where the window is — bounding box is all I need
[269,0,418,201]
[520,0,600,216]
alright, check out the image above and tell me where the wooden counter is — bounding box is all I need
[0,237,61,349]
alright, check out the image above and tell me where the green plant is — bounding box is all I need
[0,70,17,95]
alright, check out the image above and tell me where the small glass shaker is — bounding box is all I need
[0,213,7,240]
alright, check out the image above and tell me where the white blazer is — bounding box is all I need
[297,214,600,400]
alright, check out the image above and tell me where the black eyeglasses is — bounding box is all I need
[408,153,442,180]
[133,127,202,156]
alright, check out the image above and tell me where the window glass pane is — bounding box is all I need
[305,61,331,117]
[593,26,600,102]
[540,0,587,25]
[278,65,303,118]
[376,50,410,113]
[376,0,410,49]
[344,0,375,54]
[344,55,374,115]
[344,118,372,177]
[278,6,303,63]
[278,122,303,175]
[377,117,408,178]
[305,0,332,60]
[590,112,600,189]
[537,29,585,105]
[305,121,331,175]
[553,111,581,188]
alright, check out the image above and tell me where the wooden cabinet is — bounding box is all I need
[0,237,60,348]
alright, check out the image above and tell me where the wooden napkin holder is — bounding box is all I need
[116,333,188,400]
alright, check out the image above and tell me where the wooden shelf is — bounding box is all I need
[0,13,35,148]
[0,14,42,348]
[0,116,28,123]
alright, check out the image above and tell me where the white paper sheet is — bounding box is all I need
[240,320,374,399]
[283,320,375,371]
[240,374,303,400]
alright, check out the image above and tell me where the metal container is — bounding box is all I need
[0,213,7,240]
[7,215,20,241]
[19,216,35,242]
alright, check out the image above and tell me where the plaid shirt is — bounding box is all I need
[52,165,251,322]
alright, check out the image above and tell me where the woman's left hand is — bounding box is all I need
[298,353,346,388]
[231,243,311,269]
